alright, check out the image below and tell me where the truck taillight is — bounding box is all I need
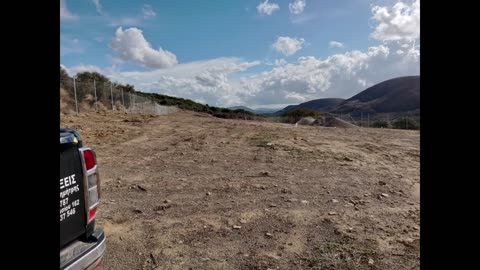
[80,147,101,224]
[83,149,96,170]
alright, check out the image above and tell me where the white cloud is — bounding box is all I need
[396,49,404,55]
[110,27,177,69]
[142,4,156,19]
[240,43,418,105]
[92,0,102,14]
[289,0,306,15]
[272,37,305,56]
[329,41,345,48]
[275,59,287,66]
[60,0,78,21]
[257,0,280,16]
[63,41,418,107]
[371,0,420,42]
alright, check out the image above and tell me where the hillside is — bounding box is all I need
[272,76,420,117]
[274,98,345,116]
[330,76,420,116]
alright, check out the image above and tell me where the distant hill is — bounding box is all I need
[273,76,420,117]
[273,98,345,116]
[329,76,420,116]
[229,106,278,114]
[229,106,255,112]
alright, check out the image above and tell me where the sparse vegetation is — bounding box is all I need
[281,107,322,123]
[60,66,263,120]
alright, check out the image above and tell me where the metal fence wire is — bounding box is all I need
[60,78,178,116]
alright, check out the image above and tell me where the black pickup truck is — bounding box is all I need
[60,128,106,270]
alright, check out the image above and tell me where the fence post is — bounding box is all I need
[367,113,370,128]
[130,93,133,112]
[73,77,79,115]
[110,83,114,111]
[93,79,98,111]
[121,89,125,108]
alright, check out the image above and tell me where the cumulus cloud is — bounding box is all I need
[142,4,156,19]
[60,0,78,21]
[329,41,345,48]
[289,0,306,15]
[110,27,177,69]
[371,0,420,42]
[275,59,287,66]
[257,0,280,16]
[272,37,305,56]
[64,42,418,107]
[240,44,418,105]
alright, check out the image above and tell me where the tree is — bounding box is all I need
[60,67,72,90]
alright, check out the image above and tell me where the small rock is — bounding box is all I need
[286,198,298,202]
[347,227,354,232]
[273,184,278,187]
[265,233,273,237]
[301,200,309,204]
[260,171,271,176]
[269,203,277,207]
[378,181,387,186]
[240,219,247,224]
[150,253,157,265]
[266,143,273,146]
[328,211,338,215]
[133,209,143,214]
[344,156,353,161]
[331,199,339,203]
[322,186,327,189]
[364,193,371,197]
[401,238,414,244]
[233,225,242,229]
[137,185,147,192]
[346,203,355,207]
[206,192,212,196]
[178,240,184,244]
[164,199,172,203]
[381,193,390,198]
[368,258,374,265]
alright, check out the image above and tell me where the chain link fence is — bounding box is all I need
[60,78,178,116]
[328,112,420,130]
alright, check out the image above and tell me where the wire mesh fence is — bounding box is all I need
[60,78,178,116]
[328,112,420,130]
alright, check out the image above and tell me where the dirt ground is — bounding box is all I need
[61,110,420,270]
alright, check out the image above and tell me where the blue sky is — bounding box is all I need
[61,0,419,108]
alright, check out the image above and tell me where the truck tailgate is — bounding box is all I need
[60,143,87,248]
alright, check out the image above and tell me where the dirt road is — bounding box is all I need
[61,111,420,270]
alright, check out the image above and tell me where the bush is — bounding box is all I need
[282,108,322,123]
[392,118,419,130]
[372,120,391,128]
